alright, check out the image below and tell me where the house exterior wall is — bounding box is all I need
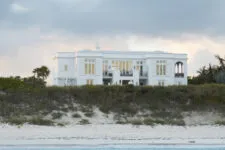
[53,52,76,86]
[52,50,188,86]
[76,57,103,85]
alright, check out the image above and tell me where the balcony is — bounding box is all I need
[103,71,112,78]
[175,73,184,78]
[120,71,133,76]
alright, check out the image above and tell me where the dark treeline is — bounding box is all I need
[188,55,225,84]
[0,66,50,90]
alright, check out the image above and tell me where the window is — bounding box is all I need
[126,61,129,71]
[86,79,93,85]
[92,64,95,74]
[111,60,120,69]
[116,61,119,68]
[158,80,165,86]
[85,64,88,74]
[84,59,95,75]
[135,60,145,76]
[120,61,123,70]
[156,60,166,75]
[64,65,68,71]
[112,60,115,67]
[103,60,108,73]
[111,60,132,72]
[136,66,140,70]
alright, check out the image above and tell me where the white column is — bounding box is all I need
[181,64,184,73]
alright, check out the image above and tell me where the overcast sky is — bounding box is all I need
[0,0,225,83]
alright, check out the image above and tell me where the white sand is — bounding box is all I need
[1,108,225,145]
[0,124,225,145]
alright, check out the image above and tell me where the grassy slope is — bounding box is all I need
[0,84,225,126]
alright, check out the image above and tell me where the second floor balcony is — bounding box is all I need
[103,70,148,78]
[120,70,133,76]
[103,71,112,77]
[175,73,184,78]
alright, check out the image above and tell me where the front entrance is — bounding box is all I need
[122,80,129,85]
[103,79,112,85]
[120,80,133,85]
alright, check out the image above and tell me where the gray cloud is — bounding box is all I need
[189,49,218,75]
[0,0,225,37]
[0,0,225,78]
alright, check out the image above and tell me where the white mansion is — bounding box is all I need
[52,50,187,86]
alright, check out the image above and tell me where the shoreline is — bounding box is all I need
[0,124,225,145]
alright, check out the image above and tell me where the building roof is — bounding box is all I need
[77,49,187,55]
[55,50,187,59]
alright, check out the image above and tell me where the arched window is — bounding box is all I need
[175,62,184,77]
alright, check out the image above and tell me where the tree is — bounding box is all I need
[214,55,225,84]
[188,55,225,85]
[215,55,225,70]
[32,66,50,81]
[23,76,46,88]
[207,63,215,83]
[196,66,208,83]
[215,71,225,84]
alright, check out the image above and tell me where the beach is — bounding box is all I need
[0,124,225,145]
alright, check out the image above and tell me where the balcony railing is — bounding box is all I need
[120,71,133,76]
[103,71,112,77]
[103,70,148,77]
[175,73,184,78]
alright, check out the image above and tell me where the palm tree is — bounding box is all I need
[207,63,215,83]
[197,66,207,75]
[33,66,50,80]
[215,55,225,70]
[196,66,209,83]
[214,55,225,84]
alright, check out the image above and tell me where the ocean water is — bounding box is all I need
[0,145,225,150]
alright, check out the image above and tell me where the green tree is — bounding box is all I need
[188,55,225,84]
[214,55,225,84]
[215,55,225,70]
[33,66,50,80]
[23,76,46,88]
[207,64,215,83]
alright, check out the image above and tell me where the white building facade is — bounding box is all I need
[52,50,187,86]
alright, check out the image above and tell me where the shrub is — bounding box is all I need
[143,118,185,126]
[167,119,185,126]
[153,119,166,125]
[72,113,81,118]
[120,103,138,115]
[80,106,92,113]
[143,118,155,126]
[28,117,54,126]
[79,119,90,125]
[69,106,78,111]
[4,116,55,126]
[0,77,27,91]
[60,107,69,113]
[1,84,225,126]
[215,120,225,126]
[5,117,27,125]
[151,111,183,120]
[129,119,143,125]
[143,118,171,126]
[52,112,64,120]
[116,120,128,124]
[84,112,95,118]
[57,123,65,127]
